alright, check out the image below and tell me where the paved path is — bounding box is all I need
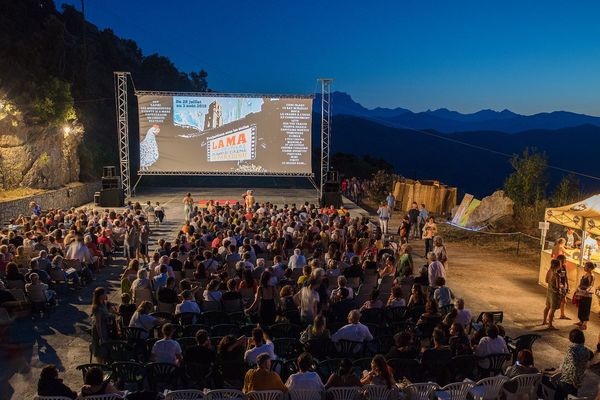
[385,214,600,398]
[1,188,367,400]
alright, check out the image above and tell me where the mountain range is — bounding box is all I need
[310,93,600,197]
[314,92,600,133]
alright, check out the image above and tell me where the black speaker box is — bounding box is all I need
[99,188,124,207]
[323,181,340,192]
[103,166,117,178]
[320,192,343,208]
[102,176,120,189]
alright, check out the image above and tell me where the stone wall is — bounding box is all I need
[0,181,101,223]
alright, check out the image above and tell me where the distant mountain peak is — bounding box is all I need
[313,91,600,133]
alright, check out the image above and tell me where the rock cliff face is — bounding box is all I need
[0,101,82,189]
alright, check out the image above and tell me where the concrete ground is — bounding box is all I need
[3,188,598,399]
[384,212,600,398]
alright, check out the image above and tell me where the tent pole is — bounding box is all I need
[579,217,587,267]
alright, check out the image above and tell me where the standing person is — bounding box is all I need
[90,287,111,363]
[556,255,570,320]
[542,259,561,329]
[294,278,320,324]
[154,202,165,225]
[407,202,420,240]
[422,216,437,257]
[245,270,279,326]
[427,252,446,291]
[183,193,194,222]
[124,220,139,265]
[138,216,150,266]
[245,190,255,211]
[575,262,595,330]
[386,192,395,217]
[377,202,390,234]
[433,236,448,270]
[555,329,594,400]
[418,204,429,237]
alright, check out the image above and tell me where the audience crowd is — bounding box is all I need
[0,196,594,400]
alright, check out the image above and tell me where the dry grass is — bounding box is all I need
[437,222,540,265]
[0,187,45,202]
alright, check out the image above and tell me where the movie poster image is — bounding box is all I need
[137,94,312,174]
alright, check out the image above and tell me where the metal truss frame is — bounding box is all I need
[134,90,314,99]
[318,78,333,200]
[114,71,131,198]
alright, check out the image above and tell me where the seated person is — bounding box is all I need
[80,367,120,397]
[471,312,505,345]
[151,323,183,365]
[330,276,355,301]
[359,354,395,388]
[387,286,406,308]
[221,279,243,301]
[25,272,56,305]
[157,277,179,304]
[421,330,453,385]
[153,264,169,290]
[244,327,276,366]
[504,350,539,393]
[117,293,136,327]
[448,322,472,356]
[331,310,373,343]
[360,289,384,311]
[329,288,357,321]
[286,352,324,390]
[186,329,216,364]
[325,358,362,388]
[129,301,160,339]
[300,314,331,344]
[37,364,77,399]
[243,352,288,393]
[217,334,248,361]
[474,325,509,368]
[454,298,472,328]
[175,290,201,315]
[385,331,418,360]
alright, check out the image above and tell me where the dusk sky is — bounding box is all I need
[59,0,600,115]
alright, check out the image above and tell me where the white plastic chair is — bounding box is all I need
[404,383,439,400]
[81,394,124,400]
[440,382,475,400]
[206,389,246,400]
[246,391,283,400]
[364,384,397,400]
[502,373,542,400]
[473,376,509,400]
[165,389,204,400]
[34,396,75,400]
[326,387,360,400]
[289,390,323,400]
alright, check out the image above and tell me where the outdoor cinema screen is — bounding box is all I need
[137,93,313,175]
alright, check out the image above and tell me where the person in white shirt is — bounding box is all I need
[474,325,508,368]
[175,290,201,315]
[288,248,307,270]
[152,323,182,365]
[65,236,93,264]
[427,252,446,288]
[331,310,373,343]
[129,301,160,339]
[294,278,320,324]
[454,298,472,328]
[286,352,324,391]
[25,273,55,303]
[244,327,277,366]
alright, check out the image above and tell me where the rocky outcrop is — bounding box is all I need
[0,100,83,189]
[466,190,514,228]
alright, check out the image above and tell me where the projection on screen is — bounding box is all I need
[137,94,313,175]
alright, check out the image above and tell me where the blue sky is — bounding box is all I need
[59,0,600,115]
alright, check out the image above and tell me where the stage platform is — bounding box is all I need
[89,187,369,218]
